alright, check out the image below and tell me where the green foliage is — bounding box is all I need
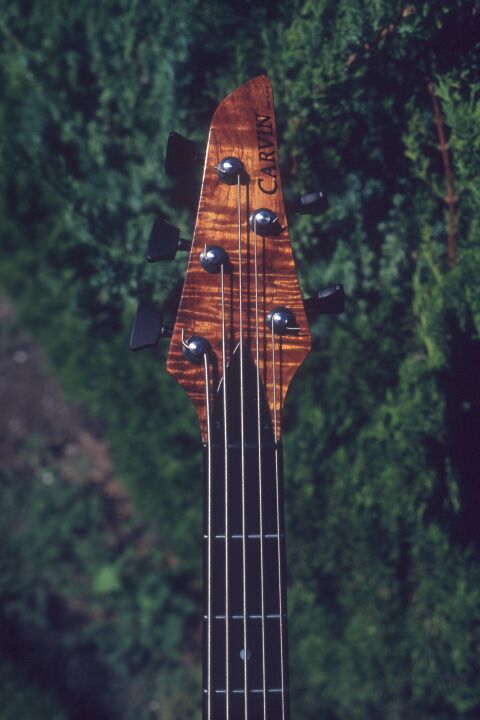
[1,1,479,718]
[0,444,199,720]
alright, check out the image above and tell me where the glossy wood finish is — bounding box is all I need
[167,75,311,442]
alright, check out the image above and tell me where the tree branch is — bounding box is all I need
[346,5,416,67]
[428,81,457,268]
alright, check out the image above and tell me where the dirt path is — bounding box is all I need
[0,294,138,539]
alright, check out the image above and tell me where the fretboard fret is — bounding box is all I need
[203,533,284,539]
[206,687,287,718]
[204,687,289,694]
[210,442,277,449]
[204,613,285,620]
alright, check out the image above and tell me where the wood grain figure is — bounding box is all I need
[167,75,312,442]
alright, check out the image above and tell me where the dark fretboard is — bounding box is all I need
[202,346,290,720]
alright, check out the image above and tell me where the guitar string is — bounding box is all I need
[215,175,286,717]
[221,262,230,720]
[204,352,213,720]
[237,174,249,720]
[253,216,268,720]
[271,319,287,720]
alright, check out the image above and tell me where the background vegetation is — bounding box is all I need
[1,1,479,718]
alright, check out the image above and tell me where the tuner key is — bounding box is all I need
[267,306,297,334]
[182,335,211,364]
[165,131,203,178]
[215,157,247,185]
[285,191,329,215]
[200,245,228,273]
[249,208,282,237]
[304,284,345,317]
[147,218,191,262]
[129,301,173,351]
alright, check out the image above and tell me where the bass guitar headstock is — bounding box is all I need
[131,75,345,442]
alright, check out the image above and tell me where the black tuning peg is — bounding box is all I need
[304,284,345,317]
[285,191,329,215]
[129,301,173,351]
[147,217,191,262]
[165,131,204,178]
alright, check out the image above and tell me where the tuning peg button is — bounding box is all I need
[165,131,203,178]
[129,301,173,351]
[286,191,329,215]
[215,157,247,185]
[249,208,282,237]
[147,218,191,262]
[200,246,228,273]
[267,306,297,334]
[304,284,345,317]
[182,335,211,365]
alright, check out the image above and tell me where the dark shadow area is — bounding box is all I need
[0,610,121,720]
[441,316,480,549]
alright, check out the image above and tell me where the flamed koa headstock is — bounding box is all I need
[166,75,311,442]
